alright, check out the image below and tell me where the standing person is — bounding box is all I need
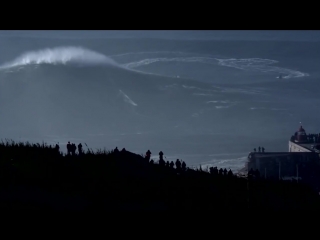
[181,161,186,171]
[169,161,174,168]
[166,161,170,167]
[146,150,151,162]
[175,159,181,170]
[78,143,83,155]
[55,143,60,152]
[223,168,228,176]
[71,143,77,156]
[159,157,165,167]
[159,151,164,161]
[67,142,71,155]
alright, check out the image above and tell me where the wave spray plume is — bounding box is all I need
[0,46,119,69]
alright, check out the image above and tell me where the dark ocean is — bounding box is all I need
[0,30,319,171]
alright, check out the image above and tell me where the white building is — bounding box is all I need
[289,125,320,154]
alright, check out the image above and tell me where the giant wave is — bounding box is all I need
[0,47,310,82]
[0,46,119,70]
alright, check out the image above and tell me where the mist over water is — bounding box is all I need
[1,30,320,171]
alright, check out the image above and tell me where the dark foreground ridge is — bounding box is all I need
[0,139,319,211]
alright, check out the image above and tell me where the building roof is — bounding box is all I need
[290,140,320,153]
[296,143,316,151]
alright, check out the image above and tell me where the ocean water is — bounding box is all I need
[0,30,320,171]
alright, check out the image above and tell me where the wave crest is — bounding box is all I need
[0,46,118,69]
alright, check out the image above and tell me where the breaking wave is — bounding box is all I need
[0,46,119,69]
[0,48,309,81]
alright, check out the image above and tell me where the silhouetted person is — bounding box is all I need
[114,147,119,153]
[258,146,261,152]
[210,167,214,174]
[150,159,154,165]
[219,168,223,175]
[121,148,126,152]
[77,143,83,155]
[159,157,165,167]
[55,143,59,152]
[228,169,233,177]
[146,150,151,162]
[166,161,170,168]
[67,141,71,155]
[182,161,186,171]
[254,148,256,152]
[223,168,227,176]
[213,167,218,175]
[169,161,174,169]
[71,143,76,156]
[175,159,181,170]
[262,147,265,153]
[159,151,164,161]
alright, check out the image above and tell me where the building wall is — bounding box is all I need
[289,141,311,152]
[247,152,319,180]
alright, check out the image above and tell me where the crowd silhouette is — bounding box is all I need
[290,133,320,143]
[0,138,319,211]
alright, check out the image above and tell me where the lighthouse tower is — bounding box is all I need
[295,125,307,143]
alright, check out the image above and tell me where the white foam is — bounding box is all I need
[182,85,216,92]
[215,105,231,109]
[199,156,248,172]
[216,58,309,79]
[206,100,229,104]
[249,107,288,111]
[119,89,138,106]
[182,85,197,89]
[122,57,217,69]
[122,55,309,79]
[110,51,190,58]
[270,108,288,111]
[249,107,265,110]
[213,86,263,95]
[0,46,119,69]
[193,93,213,96]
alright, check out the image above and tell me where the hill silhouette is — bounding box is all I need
[0,139,319,211]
